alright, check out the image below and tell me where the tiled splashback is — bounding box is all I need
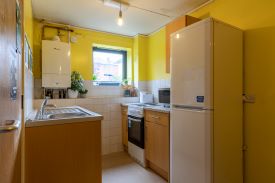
[138,79,171,103]
[33,97,139,155]
[34,79,126,99]
[34,79,170,101]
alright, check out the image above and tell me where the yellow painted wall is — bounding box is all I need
[190,0,275,183]
[24,0,33,49]
[147,28,170,80]
[244,27,275,183]
[33,20,134,80]
[190,0,275,30]
[133,35,148,82]
[32,21,168,82]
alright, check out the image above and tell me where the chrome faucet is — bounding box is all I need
[39,97,56,119]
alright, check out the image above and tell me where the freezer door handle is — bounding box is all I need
[0,120,20,132]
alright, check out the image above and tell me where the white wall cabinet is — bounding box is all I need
[42,40,71,88]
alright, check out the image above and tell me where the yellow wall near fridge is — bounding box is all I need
[133,28,170,81]
[147,28,170,81]
[133,35,148,82]
[24,0,33,49]
[190,0,275,183]
[33,20,134,80]
[190,0,275,30]
[244,27,275,183]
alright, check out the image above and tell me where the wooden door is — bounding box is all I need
[145,122,169,172]
[0,0,23,183]
[121,106,128,147]
[145,122,152,161]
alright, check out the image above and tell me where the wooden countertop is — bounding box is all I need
[121,103,170,113]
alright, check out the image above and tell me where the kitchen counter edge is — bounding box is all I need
[26,106,103,128]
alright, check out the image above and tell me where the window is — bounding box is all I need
[92,47,127,86]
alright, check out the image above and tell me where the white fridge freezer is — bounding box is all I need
[171,108,212,183]
[170,18,243,183]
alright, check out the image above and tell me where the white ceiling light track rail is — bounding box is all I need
[99,0,172,18]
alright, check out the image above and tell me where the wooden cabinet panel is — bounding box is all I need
[121,106,128,148]
[26,121,102,183]
[0,0,23,183]
[145,110,169,126]
[145,110,169,180]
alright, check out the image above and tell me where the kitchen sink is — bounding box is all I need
[35,107,92,120]
[47,112,88,119]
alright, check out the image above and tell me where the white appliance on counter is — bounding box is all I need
[42,40,71,88]
[139,91,153,104]
[170,18,243,183]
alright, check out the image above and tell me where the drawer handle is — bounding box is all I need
[0,120,20,133]
[151,115,160,119]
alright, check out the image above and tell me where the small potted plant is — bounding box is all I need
[79,89,88,98]
[121,79,131,97]
[68,71,84,98]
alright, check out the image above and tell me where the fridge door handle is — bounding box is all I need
[172,104,213,111]
[0,120,20,132]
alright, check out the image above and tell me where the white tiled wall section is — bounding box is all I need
[33,97,139,155]
[33,79,125,99]
[24,67,34,120]
[137,79,171,103]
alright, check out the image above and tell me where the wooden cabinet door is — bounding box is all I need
[145,121,169,172]
[145,122,153,161]
[122,114,128,147]
[121,106,128,147]
[0,0,22,183]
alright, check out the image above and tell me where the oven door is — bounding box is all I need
[128,115,144,148]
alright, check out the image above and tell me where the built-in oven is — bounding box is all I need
[128,115,144,149]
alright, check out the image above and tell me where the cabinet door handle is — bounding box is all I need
[151,115,160,119]
[145,126,147,142]
[0,120,20,132]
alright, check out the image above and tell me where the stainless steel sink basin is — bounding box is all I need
[35,107,92,120]
[47,112,88,119]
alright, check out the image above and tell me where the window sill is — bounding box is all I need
[92,81,122,87]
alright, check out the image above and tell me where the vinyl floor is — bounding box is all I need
[102,152,167,183]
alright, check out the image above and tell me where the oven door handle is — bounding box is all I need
[128,117,142,122]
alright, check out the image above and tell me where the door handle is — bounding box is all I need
[128,117,142,122]
[151,115,160,119]
[0,120,20,132]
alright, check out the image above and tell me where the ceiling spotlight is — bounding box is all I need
[117,9,123,26]
[117,1,123,26]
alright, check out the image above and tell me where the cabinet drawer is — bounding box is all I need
[121,106,128,115]
[145,110,169,126]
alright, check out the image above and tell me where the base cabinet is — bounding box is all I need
[145,110,169,180]
[121,105,128,149]
[25,121,102,183]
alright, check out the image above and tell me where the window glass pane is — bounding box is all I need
[93,50,124,83]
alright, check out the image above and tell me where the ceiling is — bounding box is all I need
[32,0,210,36]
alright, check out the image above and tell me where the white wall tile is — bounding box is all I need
[109,127,121,137]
